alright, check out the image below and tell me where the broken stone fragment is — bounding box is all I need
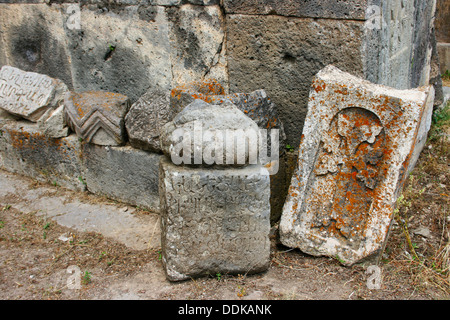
[37,105,70,139]
[0,66,68,122]
[125,88,173,153]
[160,99,260,167]
[64,91,130,146]
[279,65,435,266]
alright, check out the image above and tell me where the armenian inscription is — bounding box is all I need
[280,65,435,265]
[159,157,271,281]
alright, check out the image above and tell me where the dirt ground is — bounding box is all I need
[0,105,449,301]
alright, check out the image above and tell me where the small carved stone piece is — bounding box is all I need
[64,91,130,146]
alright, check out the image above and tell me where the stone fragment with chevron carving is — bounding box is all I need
[64,91,130,146]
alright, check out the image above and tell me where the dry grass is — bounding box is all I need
[384,101,450,297]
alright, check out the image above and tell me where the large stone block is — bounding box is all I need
[159,157,271,281]
[279,65,435,266]
[82,143,161,210]
[125,88,173,153]
[226,14,364,148]
[62,4,173,103]
[0,4,73,88]
[171,80,287,152]
[0,119,85,191]
[166,5,227,90]
[223,0,368,20]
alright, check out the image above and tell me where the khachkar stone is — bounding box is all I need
[125,88,172,153]
[0,66,68,122]
[159,157,271,281]
[64,91,130,146]
[279,65,435,266]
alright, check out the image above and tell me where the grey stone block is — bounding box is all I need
[226,14,364,148]
[64,91,130,146]
[82,143,161,210]
[159,157,271,281]
[0,66,68,122]
[125,88,173,153]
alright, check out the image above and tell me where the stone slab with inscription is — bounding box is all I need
[159,157,271,281]
[279,65,435,266]
[0,66,67,122]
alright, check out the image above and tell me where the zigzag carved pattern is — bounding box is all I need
[64,91,129,145]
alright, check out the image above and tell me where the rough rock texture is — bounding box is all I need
[170,79,225,114]
[160,99,260,166]
[222,0,368,19]
[37,104,70,139]
[166,5,227,90]
[159,157,271,281]
[64,91,130,146]
[0,119,86,191]
[279,65,435,266]
[226,14,364,148]
[171,80,286,152]
[0,66,68,122]
[62,4,173,103]
[82,144,161,210]
[125,88,172,153]
[0,117,162,210]
[0,4,73,88]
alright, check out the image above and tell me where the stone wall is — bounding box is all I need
[0,0,440,149]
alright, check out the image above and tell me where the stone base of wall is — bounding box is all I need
[0,117,161,211]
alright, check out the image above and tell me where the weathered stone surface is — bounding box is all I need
[0,4,73,88]
[159,157,271,281]
[0,66,68,122]
[38,105,70,138]
[62,4,173,103]
[166,5,227,91]
[279,65,435,265]
[82,144,161,210]
[170,79,225,114]
[125,88,172,152]
[160,99,260,166]
[171,80,286,151]
[64,91,130,146]
[0,119,85,191]
[438,43,450,75]
[436,0,450,43]
[223,0,368,20]
[226,14,364,148]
